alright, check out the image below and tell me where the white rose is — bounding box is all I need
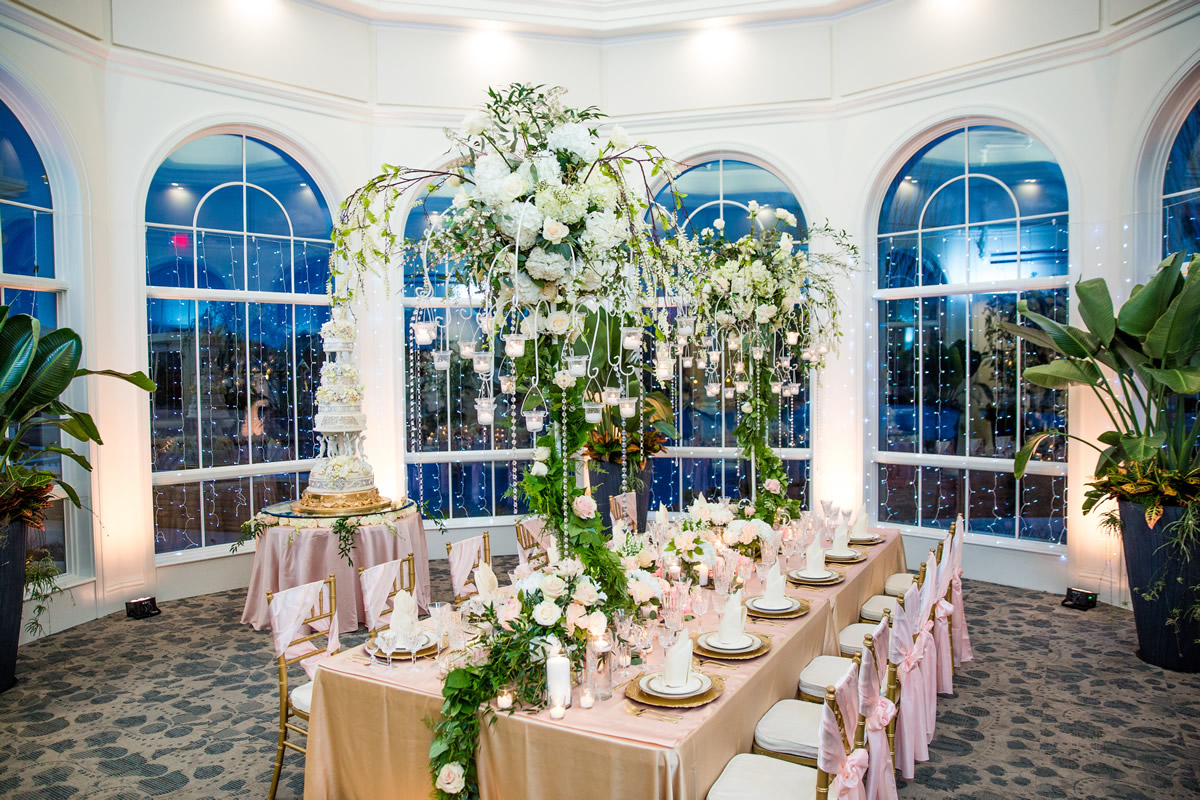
[756,303,777,324]
[607,125,631,150]
[532,600,562,626]
[741,402,752,414]
[584,611,607,636]
[621,556,638,572]
[748,200,760,215]
[713,218,725,231]
[542,218,570,243]
[544,310,573,337]
[436,763,467,794]
[501,173,527,203]
[572,580,599,607]
[535,446,551,461]
[553,369,575,389]
[541,575,567,599]
[530,461,549,477]
[637,548,655,568]
[460,111,490,136]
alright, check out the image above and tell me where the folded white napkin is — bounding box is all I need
[388,589,419,639]
[656,503,669,527]
[474,563,499,603]
[663,632,693,688]
[763,563,787,608]
[717,589,745,646]
[850,504,871,541]
[831,522,853,555]
[804,538,826,577]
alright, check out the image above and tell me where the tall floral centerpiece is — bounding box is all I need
[689,204,857,526]
[330,83,699,798]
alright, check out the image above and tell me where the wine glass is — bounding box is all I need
[403,626,425,672]
[377,630,398,669]
[364,637,382,670]
[712,590,729,615]
[690,586,710,619]
[635,623,655,663]
[428,602,449,653]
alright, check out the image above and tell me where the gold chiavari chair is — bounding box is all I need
[752,651,864,766]
[707,671,865,799]
[265,575,337,800]
[446,531,491,604]
[358,554,416,638]
[882,518,955,598]
[515,518,549,569]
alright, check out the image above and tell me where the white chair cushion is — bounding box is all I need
[290,681,314,714]
[798,654,854,698]
[884,572,915,597]
[754,700,822,758]
[707,753,817,800]
[860,593,898,622]
[838,622,876,656]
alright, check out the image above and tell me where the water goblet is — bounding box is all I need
[364,638,382,670]
[712,590,729,615]
[690,586,710,619]
[403,626,426,672]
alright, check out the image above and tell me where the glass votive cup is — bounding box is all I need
[734,380,750,393]
[523,410,546,432]
[412,320,436,345]
[459,340,477,359]
[618,397,637,419]
[472,351,493,374]
[432,350,452,371]
[602,386,621,406]
[705,382,721,397]
[475,397,497,425]
[566,354,589,378]
[786,331,800,345]
[499,374,516,394]
[723,387,735,399]
[583,401,603,424]
[503,334,527,358]
[620,326,643,351]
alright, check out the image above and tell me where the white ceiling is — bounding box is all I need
[304,0,886,36]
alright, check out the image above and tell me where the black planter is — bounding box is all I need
[1118,501,1200,672]
[591,463,650,533]
[0,522,26,693]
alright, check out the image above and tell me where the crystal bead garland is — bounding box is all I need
[509,381,518,515]
[408,319,423,505]
[557,412,568,550]
[620,426,628,494]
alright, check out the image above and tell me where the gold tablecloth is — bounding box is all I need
[303,534,906,800]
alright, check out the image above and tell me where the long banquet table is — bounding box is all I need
[303,533,905,800]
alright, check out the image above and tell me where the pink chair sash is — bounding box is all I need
[269,579,339,680]
[950,517,974,666]
[891,583,929,778]
[448,536,486,598]
[359,559,403,631]
[933,598,954,695]
[516,517,548,566]
[817,661,868,800]
[918,554,940,738]
[859,629,899,800]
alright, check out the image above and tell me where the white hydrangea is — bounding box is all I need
[577,259,616,292]
[473,151,516,207]
[525,247,569,282]
[531,152,562,187]
[513,271,542,305]
[547,122,599,162]
[535,185,589,224]
[755,303,777,324]
[497,200,543,250]
[581,209,626,253]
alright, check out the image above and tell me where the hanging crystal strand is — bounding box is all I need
[409,320,423,504]
[620,425,629,494]
[558,412,568,552]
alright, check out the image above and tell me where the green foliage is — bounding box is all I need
[23,548,62,637]
[733,366,803,526]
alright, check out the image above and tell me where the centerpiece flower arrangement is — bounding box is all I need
[329,83,700,798]
[688,205,857,526]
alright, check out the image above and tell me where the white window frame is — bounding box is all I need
[868,125,1071,549]
[146,134,332,561]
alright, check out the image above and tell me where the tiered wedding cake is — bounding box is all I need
[294,307,391,514]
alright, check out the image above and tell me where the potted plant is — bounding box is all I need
[1008,252,1200,671]
[584,390,677,532]
[0,307,155,691]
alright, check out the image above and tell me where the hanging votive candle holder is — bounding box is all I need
[785,382,801,397]
[413,320,436,346]
[523,410,546,433]
[700,335,714,349]
[727,334,742,350]
[566,355,589,378]
[705,382,721,397]
[620,326,643,351]
[734,360,746,375]
[676,316,696,337]
[723,386,735,399]
[734,379,750,394]
[478,313,495,335]
[770,380,783,394]
[583,401,603,424]
[751,346,765,360]
[694,352,707,368]
[655,364,673,382]
[459,340,477,359]
[472,351,494,375]
[817,342,830,356]
[432,350,452,371]
[499,374,516,394]
[707,348,721,363]
[618,397,638,419]
[655,342,671,361]
[681,355,694,369]
[786,330,800,345]
[780,355,793,368]
[503,334,527,358]
[602,386,621,406]
[475,397,497,425]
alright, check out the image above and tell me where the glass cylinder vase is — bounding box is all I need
[586,630,614,701]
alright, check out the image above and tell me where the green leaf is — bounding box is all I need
[4,328,82,421]
[1117,252,1184,339]
[74,368,157,392]
[55,478,81,507]
[1143,263,1200,359]
[1120,431,1166,462]
[998,321,1061,356]
[1142,366,1200,394]
[1016,302,1100,358]
[1023,360,1102,389]
[1014,430,1060,478]
[45,401,102,443]
[0,312,39,409]
[32,444,93,472]
[1074,277,1115,345]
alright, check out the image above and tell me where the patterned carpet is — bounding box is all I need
[0,561,1197,799]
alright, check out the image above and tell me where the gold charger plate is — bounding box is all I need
[746,596,811,619]
[850,536,886,546]
[625,671,725,709]
[825,550,867,564]
[788,569,846,588]
[366,639,439,661]
[692,631,773,660]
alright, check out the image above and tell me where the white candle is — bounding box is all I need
[580,686,595,709]
[496,691,513,710]
[668,564,682,581]
[546,653,571,708]
[696,563,709,587]
[549,703,566,720]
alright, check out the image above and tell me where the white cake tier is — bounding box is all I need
[307,455,376,493]
[322,338,355,353]
[314,410,368,431]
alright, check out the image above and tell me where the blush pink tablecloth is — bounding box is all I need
[303,533,905,800]
[241,509,431,633]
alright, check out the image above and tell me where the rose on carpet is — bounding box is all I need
[573,495,598,519]
[436,762,467,794]
[532,600,562,626]
[764,478,782,494]
[540,575,567,599]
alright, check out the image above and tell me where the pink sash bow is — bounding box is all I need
[866,696,897,732]
[834,749,870,798]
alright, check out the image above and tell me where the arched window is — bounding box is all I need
[1163,99,1200,256]
[874,124,1069,543]
[0,98,69,571]
[145,133,333,555]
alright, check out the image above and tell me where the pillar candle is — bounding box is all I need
[546,653,571,708]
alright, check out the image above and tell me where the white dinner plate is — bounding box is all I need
[850,535,883,545]
[372,631,432,654]
[790,569,839,582]
[699,631,761,653]
[641,672,713,698]
[748,595,800,613]
[827,549,858,558]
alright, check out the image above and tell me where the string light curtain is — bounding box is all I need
[145,134,333,554]
[874,125,1069,542]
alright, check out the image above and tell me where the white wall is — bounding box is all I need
[1,0,1197,637]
